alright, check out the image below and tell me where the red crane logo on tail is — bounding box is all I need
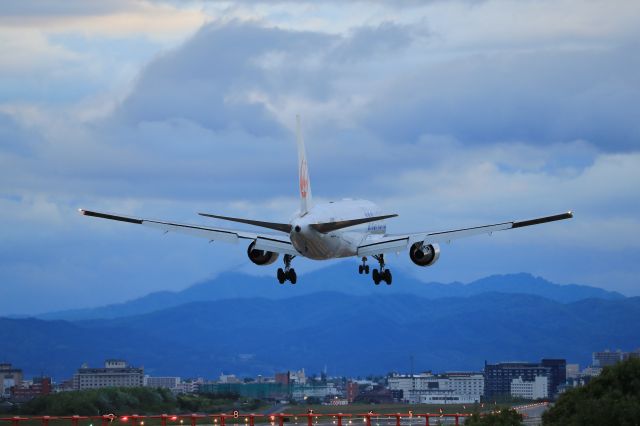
[300,159,309,198]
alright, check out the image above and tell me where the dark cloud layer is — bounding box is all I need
[116,20,640,156]
[362,43,640,151]
[114,23,334,136]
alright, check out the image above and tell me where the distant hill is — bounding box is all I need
[3,292,638,380]
[36,264,623,321]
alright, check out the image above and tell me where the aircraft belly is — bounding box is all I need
[290,231,356,260]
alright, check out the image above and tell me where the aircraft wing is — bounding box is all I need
[357,211,573,257]
[79,209,299,256]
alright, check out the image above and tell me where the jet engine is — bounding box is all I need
[247,241,279,265]
[409,242,440,267]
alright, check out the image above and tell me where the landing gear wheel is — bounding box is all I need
[372,269,381,285]
[277,254,297,284]
[372,254,390,286]
[384,269,392,285]
[359,257,369,275]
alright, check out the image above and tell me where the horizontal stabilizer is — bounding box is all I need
[310,214,398,234]
[199,213,292,233]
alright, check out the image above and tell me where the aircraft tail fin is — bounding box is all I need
[296,115,312,215]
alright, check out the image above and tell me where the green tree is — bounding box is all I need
[543,357,640,425]
[464,409,523,426]
[19,387,177,415]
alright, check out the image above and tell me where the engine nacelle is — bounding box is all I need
[247,241,279,266]
[409,242,440,267]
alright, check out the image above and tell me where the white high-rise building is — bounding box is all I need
[510,376,548,400]
[388,373,483,403]
[73,360,143,390]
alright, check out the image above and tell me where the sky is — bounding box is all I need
[1,0,639,316]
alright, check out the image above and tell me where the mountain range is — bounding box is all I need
[1,265,636,381]
[36,264,623,321]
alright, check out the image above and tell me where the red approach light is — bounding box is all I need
[170,417,178,422]
[121,418,129,422]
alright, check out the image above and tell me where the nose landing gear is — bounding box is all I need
[358,257,370,274]
[277,254,297,284]
[371,254,392,285]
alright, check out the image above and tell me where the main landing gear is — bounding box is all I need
[371,254,392,285]
[358,257,370,275]
[277,254,297,284]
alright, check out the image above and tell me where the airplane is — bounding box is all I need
[80,116,573,285]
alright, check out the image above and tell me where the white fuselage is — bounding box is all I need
[288,199,386,260]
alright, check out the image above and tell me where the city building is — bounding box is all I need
[540,359,567,398]
[354,385,395,404]
[388,372,483,404]
[593,350,625,367]
[581,366,602,377]
[291,383,338,401]
[484,361,551,400]
[510,376,548,400]
[419,391,478,404]
[275,373,289,385]
[565,364,580,380]
[200,382,289,400]
[218,373,241,384]
[11,377,51,402]
[446,372,485,402]
[388,373,435,403]
[255,375,275,383]
[346,381,359,403]
[144,376,181,390]
[0,363,23,397]
[626,348,640,360]
[72,359,144,390]
[177,378,203,394]
[275,369,306,386]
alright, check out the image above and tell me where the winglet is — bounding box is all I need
[296,115,312,215]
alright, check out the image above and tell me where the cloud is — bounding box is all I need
[328,22,418,63]
[359,43,640,151]
[1,3,640,315]
[0,1,205,41]
[0,111,41,156]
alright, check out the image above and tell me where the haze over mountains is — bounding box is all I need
[1,264,636,381]
[37,263,623,321]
